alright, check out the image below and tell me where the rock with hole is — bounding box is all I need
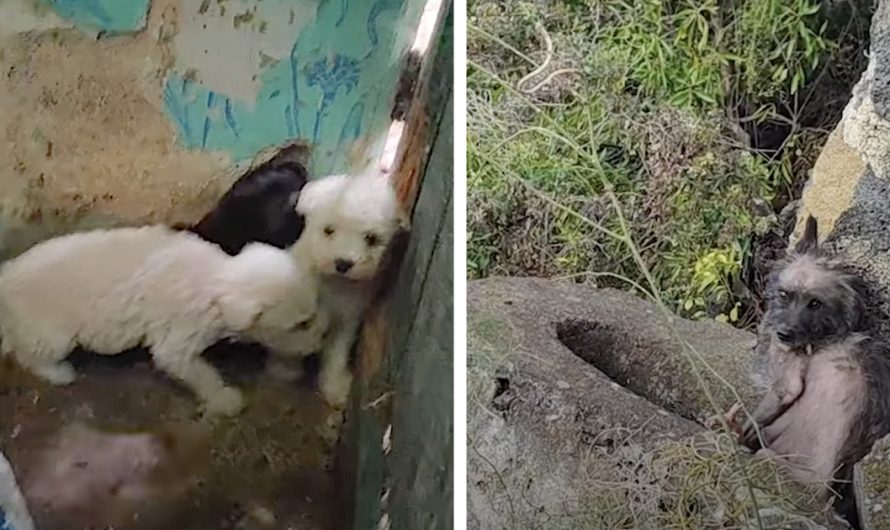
[468,277,846,529]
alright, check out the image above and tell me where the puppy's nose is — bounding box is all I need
[334,259,354,274]
[776,329,794,343]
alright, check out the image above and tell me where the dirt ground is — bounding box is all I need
[0,343,345,530]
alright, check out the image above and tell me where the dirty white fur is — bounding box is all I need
[291,172,409,407]
[756,336,868,485]
[0,226,327,416]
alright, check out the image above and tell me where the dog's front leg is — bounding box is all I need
[152,339,245,417]
[319,317,358,408]
[740,353,806,449]
[740,379,803,449]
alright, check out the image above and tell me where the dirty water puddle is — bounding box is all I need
[0,344,344,530]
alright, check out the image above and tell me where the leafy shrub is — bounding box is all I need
[468,0,870,325]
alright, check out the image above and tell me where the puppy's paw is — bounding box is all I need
[203,387,245,417]
[319,369,352,409]
[719,401,744,435]
[34,362,77,385]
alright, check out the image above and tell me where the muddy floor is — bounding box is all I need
[0,343,345,530]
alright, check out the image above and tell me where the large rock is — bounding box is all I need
[796,0,890,326]
[470,277,766,424]
[795,2,890,527]
[468,278,843,529]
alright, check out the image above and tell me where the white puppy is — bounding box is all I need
[291,172,409,407]
[0,226,327,416]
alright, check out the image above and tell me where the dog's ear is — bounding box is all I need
[843,273,870,331]
[794,215,819,255]
[295,175,349,216]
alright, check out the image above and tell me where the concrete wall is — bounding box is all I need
[0,0,424,259]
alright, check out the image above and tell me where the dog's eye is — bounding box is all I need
[323,225,335,237]
[778,290,789,301]
[292,315,314,331]
[364,233,380,247]
[808,298,822,310]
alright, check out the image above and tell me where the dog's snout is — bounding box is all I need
[334,259,354,274]
[776,328,794,343]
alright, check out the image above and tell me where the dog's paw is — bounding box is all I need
[34,362,77,385]
[319,369,352,409]
[203,387,245,417]
[719,401,744,435]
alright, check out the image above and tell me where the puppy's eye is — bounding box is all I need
[323,225,335,237]
[364,233,380,247]
[778,290,789,301]
[808,298,822,310]
[292,315,314,331]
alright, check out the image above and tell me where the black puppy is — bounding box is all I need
[179,157,315,381]
[186,160,308,255]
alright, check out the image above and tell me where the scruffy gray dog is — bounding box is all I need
[735,216,890,499]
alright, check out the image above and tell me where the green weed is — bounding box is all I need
[467,0,870,325]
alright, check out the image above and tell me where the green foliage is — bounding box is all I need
[735,0,829,102]
[684,245,743,322]
[468,0,867,326]
[602,0,829,110]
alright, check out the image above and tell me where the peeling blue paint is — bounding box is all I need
[335,0,348,26]
[305,54,360,143]
[46,0,150,33]
[337,102,365,152]
[367,0,401,49]
[160,0,423,175]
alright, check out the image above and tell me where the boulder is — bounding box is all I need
[468,277,844,529]
[470,277,766,424]
[795,2,890,527]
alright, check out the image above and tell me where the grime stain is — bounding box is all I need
[258,51,276,68]
[232,7,255,30]
[0,0,232,243]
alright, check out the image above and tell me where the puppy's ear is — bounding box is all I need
[295,175,349,216]
[843,274,870,331]
[794,215,819,255]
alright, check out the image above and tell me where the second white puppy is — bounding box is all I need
[0,226,327,416]
[292,172,409,407]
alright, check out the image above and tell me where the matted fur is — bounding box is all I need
[291,172,410,407]
[740,216,890,501]
[0,226,327,416]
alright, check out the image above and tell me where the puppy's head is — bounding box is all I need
[216,243,328,356]
[228,162,307,241]
[764,216,868,350]
[295,172,410,281]
[192,162,308,254]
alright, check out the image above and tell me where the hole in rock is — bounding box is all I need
[555,319,697,421]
